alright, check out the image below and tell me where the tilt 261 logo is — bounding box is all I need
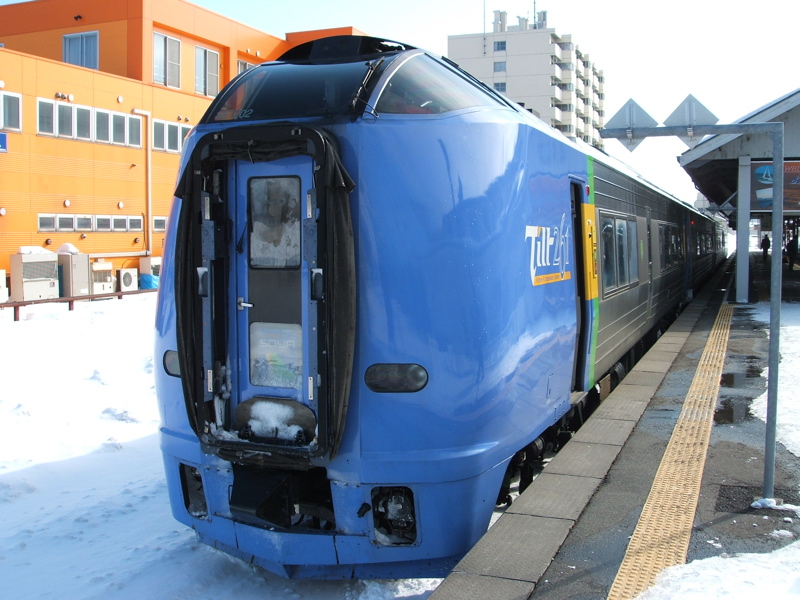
[525,213,572,286]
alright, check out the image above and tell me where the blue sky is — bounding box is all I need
[2,0,798,200]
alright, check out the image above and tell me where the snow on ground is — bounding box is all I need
[0,295,439,599]
[1,294,800,599]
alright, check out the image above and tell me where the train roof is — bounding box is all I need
[198,35,721,225]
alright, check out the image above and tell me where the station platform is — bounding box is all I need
[430,253,800,600]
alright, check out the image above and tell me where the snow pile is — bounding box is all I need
[749,303,800,457]
[235,397,307,441]
[0,295,159,473]
[0,296,441,600]
[636,540,800,600]
[750,497,800,512]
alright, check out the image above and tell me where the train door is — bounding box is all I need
[646,206,654,318]
[173,126,355,468]
[570,180,590,391]
[231,157,319,446]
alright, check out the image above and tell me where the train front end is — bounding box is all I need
[155,36,583,579]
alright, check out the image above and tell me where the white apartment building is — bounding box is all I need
[448,10,605,148]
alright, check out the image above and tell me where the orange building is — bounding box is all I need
[0,0,360,292]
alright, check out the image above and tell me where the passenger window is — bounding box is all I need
[249,177,301,268]
[601,215,639,295]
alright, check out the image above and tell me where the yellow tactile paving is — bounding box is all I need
[607,304,734,600]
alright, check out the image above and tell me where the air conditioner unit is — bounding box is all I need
[58,253,90,297]
[117,268,139,292]
[10,252,59,301]
[90,261,114,295]
[0,269,8,304]
[140,256,161,276]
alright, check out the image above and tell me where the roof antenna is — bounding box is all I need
[482,0,486,55]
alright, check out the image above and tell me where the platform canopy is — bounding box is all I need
[678,88,800,225]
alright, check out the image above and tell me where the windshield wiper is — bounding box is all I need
[350,58,384,111]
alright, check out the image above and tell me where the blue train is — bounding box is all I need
[154,36,727,579]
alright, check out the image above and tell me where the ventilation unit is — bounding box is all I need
[58,253,90,297]
[0,269,8,304]
[117,268,139,292]
[140,256,161,276]
[90,262,114,295]
[10,252,59,302]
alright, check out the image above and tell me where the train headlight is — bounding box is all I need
[364,363,428,393]
[371,486,418,545]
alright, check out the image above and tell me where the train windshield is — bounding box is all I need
[207,59,374,122]
[374,54,508,115]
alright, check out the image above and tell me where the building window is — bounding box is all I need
[238,59,254,74]
[38,100,55,135]
[111,113,127,144]
[63,31,99,69]
[153,217,168,232]
[154,33,181,88]
[493,61,506,73]
[57,215,75,232]
[95,216,112,232]
[153,119,189,153]
[494,82,507,93]
[494,41,506,52]
[1,92,21,131]
[41,213,156,234]
[128,216,144,231]
[128,115,142,147]
[36,100,141,147]
[57,103,74,138]
[95,109,110,142]
[38,214,56,232]
[112,216,129,231]
[195,46,220,96]
[76,106,91,140]
[75,215,93,231]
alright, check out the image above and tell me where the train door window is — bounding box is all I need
[249,177,301,268]
[628,220,639,281]
[601,216,615,290]
[616,219,629,287]
[250,323,303,390]
[601,214,639,295]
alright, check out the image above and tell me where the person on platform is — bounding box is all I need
[761,234,771,260]
[786,235,798,272]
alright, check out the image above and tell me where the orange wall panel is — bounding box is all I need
[285,27,367,48]
[0,0,358,275]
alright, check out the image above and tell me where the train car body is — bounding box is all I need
[154,36,726,579]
